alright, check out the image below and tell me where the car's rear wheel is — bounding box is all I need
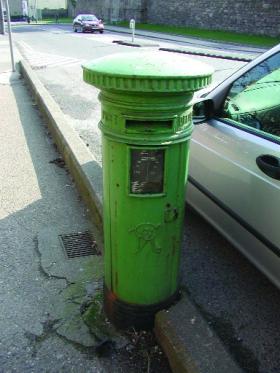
[74,28,77,32]
[99,30,104,34]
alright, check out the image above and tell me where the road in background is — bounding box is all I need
[12,24,280,373]
[13,24,248,165]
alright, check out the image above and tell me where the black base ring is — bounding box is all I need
[104,285,180,330]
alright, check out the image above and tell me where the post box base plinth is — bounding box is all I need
[104,285,179,330]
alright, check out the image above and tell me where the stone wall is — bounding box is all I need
[69,0,280,37]
[68,0,146,22]
[147,0,280,37]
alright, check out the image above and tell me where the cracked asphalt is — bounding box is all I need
[0,53,170,372]
[0,67,106,372]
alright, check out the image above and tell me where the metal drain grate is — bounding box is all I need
[59,231,100,259]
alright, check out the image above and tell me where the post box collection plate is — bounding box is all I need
[130,149,165,194]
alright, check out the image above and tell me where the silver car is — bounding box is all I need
[188,43,280,288]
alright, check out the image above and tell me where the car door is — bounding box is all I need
[74,17,81,28]
[188,49,280,271]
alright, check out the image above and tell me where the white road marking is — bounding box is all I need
[17,41,83,69]
[70,32,118,45]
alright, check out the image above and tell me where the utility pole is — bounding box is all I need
[4,0,15,71]
[0,0,5,35]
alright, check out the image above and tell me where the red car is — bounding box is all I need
[73,14,104,33]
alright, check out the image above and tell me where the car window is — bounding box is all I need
[221,51,280,139]
[81,15,97,21]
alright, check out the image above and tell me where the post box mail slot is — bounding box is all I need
[126,119,173,133]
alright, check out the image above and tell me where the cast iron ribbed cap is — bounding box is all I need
[83,51,213,93]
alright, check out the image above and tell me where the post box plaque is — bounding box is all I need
[130,149,164,194]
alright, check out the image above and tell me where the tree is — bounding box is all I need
[70,0,77,9]
[69,0,77,16]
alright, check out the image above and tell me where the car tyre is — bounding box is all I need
[99,30,104,34]
[74,28,77,32]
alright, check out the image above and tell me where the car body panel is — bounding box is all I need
[187,44,280,288]
[189,119,280,248]
[186,181,280,288]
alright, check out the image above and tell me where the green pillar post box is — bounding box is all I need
[83,51,212,329]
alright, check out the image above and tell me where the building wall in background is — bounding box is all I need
[9,0,23,16]
[148,0,280,37]
[68,0,146,22]
[26,0,67,18]
[69,0,280,37]
[8,0,67,17]
[37,0,67,9]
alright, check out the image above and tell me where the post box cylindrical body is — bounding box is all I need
[83,52,213,329]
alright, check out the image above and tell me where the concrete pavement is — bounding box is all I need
[0,37,172,373]
[0,38,105,372]
[13,30,245,372]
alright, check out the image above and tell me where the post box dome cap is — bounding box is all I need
[83,51,213,92]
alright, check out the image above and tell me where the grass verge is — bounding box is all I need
[37,17,73,24]
[115,22,280,47]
